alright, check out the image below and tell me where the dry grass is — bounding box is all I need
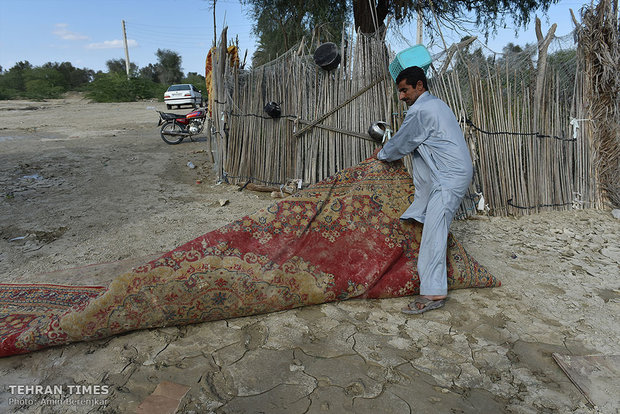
[578,0,620,208]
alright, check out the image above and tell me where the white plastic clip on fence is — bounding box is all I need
[572,192,583,209]
[476,192,489,212]
[569,118,592,139]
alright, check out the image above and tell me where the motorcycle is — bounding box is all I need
[157,108,207,145]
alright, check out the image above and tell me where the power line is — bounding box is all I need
[126,21,252,31]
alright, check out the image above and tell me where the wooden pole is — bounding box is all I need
[122,20,131,79]
[534,17,557,132]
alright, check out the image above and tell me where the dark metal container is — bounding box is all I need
[314,42,341,71]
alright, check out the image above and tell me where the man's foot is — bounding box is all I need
[401,296,447,314]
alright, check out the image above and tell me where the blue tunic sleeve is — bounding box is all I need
[377,101,429,162]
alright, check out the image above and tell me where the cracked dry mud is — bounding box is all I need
[0,95,618,413]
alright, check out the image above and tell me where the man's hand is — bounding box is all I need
[371,147,382,159]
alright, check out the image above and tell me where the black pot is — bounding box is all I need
[264,101,281,118]
[314,42,341,71]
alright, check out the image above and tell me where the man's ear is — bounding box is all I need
[416,80,424,90]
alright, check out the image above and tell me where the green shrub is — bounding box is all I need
[0,61,93,100]
[86,73,166,102]
[0,60,208,102]
[24,79,64,99]
[0,86,18,100]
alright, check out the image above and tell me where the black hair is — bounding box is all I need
[395,66,428,90]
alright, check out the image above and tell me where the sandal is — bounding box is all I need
[401,297,447,315]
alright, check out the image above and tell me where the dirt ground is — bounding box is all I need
[0,95,618,413]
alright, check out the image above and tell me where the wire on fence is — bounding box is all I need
[463,118,577,142]
[507,199,574,210]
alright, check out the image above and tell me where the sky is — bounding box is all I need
[0,0,590,76]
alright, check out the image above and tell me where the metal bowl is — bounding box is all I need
[314,42,341,71]
[264,101,281,118]
[368,121,389,142]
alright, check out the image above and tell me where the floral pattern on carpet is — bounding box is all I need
[0,158,499,357]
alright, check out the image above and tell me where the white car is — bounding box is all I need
[164,84,203,109]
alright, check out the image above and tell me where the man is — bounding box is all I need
[375,66,473,314]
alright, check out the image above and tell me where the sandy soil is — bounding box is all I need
[0,95,618,413]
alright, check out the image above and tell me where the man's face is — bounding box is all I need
[397,79,425,106]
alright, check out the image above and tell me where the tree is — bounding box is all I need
[242,0,350,66]
[183,72,207,98]
[23,67,66,99]
[495,42,536,80]
[155,49,183,84]
[450,38,490,77]
[0,61,95,99]
[42,62,94,89]
[10,61,32,72]
[106,58,138,76]
[547,49,576,93]
[351,0,560,37]
[138,63,159,82]
[2,61,32,92]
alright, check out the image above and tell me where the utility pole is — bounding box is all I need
[122,20,131,78]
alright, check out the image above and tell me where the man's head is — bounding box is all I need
[395,66,427,106]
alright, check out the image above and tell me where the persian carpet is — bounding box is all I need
[0,158,500,357]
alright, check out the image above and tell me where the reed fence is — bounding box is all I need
[210,29,393,188]
[208,2,618,216]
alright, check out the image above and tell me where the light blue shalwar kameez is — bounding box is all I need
[377,91,473,296]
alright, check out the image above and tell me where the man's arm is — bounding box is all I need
[377,109,428,162]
